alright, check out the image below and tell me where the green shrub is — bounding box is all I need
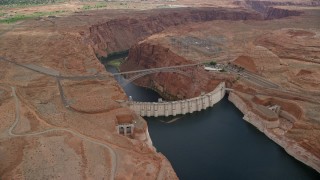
[82,5,91,10]
[209,61,217,66]
[219,68,226,72]
[82,3,107,10]
[0,10,65,23]
[0,0,63,6]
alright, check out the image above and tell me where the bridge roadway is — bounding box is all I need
[1,56,318,107]
[0,56,200,79]
[224,65,279,89]
[111,63,203,86]
[119,68,193,87]
[128,82,226,117]
[112,63,202,76]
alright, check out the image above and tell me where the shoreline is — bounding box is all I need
[228,92,320,173]
[108,59,320,174]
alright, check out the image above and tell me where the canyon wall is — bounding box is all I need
[264,7,301,20]
[89,7,264,57]
[228,92,320,173]
[234,0,304,19]
[86,4,318,176]
[239,0,320,7]
[255,29,320,64]
[89,6,303,57]
[121,42,229,100]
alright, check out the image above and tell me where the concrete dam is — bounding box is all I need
[128,82,226,117]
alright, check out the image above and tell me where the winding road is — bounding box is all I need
[2,57,168,179]
[1,55,317,106]
[9,86,118,180]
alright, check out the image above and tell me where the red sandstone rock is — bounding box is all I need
[121,42,222,100]
[89,7,264,56]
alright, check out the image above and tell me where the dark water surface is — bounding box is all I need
[104,64,320,180]
[106,65,160,102]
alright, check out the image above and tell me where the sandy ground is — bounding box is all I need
[0,1,179,179]
[0,0,320,178]
[120,4,320,172]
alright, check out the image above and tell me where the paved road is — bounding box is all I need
[0,57,107,108]
[2,55,317,105]
[0,56,195,80]
[121,68,192,87]
[223,65,320,104]
[9,86,118,180]
[242,72,279,89]
[0,56,104,80]
[56,78,69,107]
[0,56,183,78]
[112,63,201,76]
[0,56,200,106]
[224,65,279,88]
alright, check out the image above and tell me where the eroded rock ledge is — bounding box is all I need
[89,7,264,57]
[119,37,320,173]
[228,92,320,173]
[120,42,233,100]
[89,6,302,57]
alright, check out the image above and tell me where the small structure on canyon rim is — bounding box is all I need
[115,115,135,137]
[267,104,281,115]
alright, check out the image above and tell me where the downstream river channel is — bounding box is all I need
[104,62,320,180]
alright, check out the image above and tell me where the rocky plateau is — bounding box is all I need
[0,0,320,179]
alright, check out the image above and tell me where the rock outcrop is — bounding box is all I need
[255,29,320,63]
[116,5,320,175]
[121,42,226,100]
[239,0,320,7]
[0,7,179,179]
[234,0,304,19]
[89,7,264,56]
[228,92,320,173]
[264,7,302,20]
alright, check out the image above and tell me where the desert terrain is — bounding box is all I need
[0,0,320,179]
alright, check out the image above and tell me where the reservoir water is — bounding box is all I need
[104,63,320,180]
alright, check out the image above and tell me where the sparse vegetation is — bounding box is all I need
[0,0,64,6]
[209,61,217,66]
[99,50,129,63]
[82,3,107,10]
[0,12,6,17]
[107,59,123,68]
[219,68,226,72]
[0,10,66,23]
[232,76,240,83]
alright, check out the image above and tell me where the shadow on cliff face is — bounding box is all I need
[88,5,302,100]
[88,5,302,58]
[89,7,265,57]
[119,42,231,100]
[234,0,308,19]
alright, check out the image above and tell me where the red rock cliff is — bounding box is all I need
[234,0,303,19]
[120,42,228,100]
[89,7,263,57]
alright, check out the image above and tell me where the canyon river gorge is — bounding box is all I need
[1,1,320,179]
[104,60,320,180]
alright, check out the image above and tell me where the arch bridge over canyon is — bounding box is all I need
[112,63,203,87]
